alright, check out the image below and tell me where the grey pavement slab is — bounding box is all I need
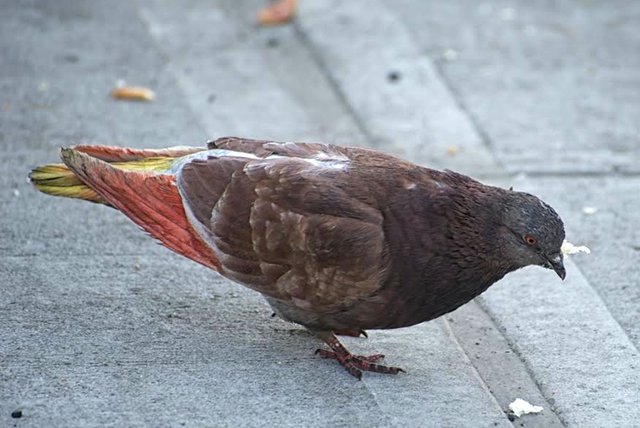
[138,0,366,146]
[0,1,205,153]
[297,0,502,176]
[393,0,640,174]
[1,255,511,427]
[447,301,565,428]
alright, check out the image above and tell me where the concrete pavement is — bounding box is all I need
[1,0,639,426]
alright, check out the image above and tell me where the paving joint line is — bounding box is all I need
[291,21,377,148]
[430,59,506,171]
[441,318,521,428]
[558,260,640,357]
[474,297,571,427]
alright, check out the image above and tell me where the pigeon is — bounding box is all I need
[29,137,566,379]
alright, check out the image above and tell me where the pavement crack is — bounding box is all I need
[291,22,377,148]
[430,59,505,170]
[472,298,569,427]
[441,318,518,427]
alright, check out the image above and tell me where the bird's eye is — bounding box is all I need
[523,234,537,245]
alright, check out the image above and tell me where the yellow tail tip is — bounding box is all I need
[29,161,106,204]
[31,146,180,204]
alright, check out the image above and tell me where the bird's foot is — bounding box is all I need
[315,349,384,363]
[314,332,405,380]
[333,328,368,338]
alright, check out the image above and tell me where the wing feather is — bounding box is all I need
[176,141,390,312]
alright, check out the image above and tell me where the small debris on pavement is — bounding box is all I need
[11,409,22,418]
[582,206,598,215]
[442,49,459,62]
[257,0,297,26]
[387,71,401,82]
[561,240,591,255]
[500,7,516,21]
[266,37,280,48]
[508,398,543,417]
[13,188,20,197]
[446,146,459,156]
[111,85,155,102]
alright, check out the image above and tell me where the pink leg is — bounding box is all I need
[313,331,405,380]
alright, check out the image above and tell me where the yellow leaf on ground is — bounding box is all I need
[258,0,298,26]
[446,146,459,156]
[111,86,155,101]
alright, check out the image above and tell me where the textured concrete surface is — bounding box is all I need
[1,0,639,427]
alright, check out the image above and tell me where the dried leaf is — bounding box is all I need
[111,86,155,102]
[446,146,459,156]
[258,0,298,26]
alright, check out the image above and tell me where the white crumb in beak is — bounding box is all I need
[561,240,591,255]
[508,398,543,417]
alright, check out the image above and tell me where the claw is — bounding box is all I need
[316,349,384,363]
[313,331,405,379]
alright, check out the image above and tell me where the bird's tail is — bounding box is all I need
[29,145,203,205]
[29,145,221,271]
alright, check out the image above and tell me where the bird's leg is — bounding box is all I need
[315,349,385,362]
[312,330,405,380]
[333,328,368,338]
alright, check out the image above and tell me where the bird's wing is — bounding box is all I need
[177,144,390,312]
[207,136,353,161]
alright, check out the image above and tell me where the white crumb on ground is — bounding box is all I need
[442,49,459,61]
[561,240,591,255]
[582,206,598,215]
[508,398,543,417]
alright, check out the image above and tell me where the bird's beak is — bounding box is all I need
[545,253,566,280]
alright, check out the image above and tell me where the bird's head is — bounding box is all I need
[498,191,566,279]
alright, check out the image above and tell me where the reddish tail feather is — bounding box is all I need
[60,147,221,271]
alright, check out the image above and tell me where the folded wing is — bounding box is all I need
[178,140,390,312]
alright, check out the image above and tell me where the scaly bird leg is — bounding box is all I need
[312,330,405,380]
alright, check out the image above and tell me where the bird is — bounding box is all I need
[29,137,566,379]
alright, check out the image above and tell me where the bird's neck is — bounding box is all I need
[380,179,516,326]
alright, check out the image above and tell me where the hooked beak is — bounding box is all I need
[545,253,566,280]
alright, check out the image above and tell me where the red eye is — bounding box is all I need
[524,234,537,245]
